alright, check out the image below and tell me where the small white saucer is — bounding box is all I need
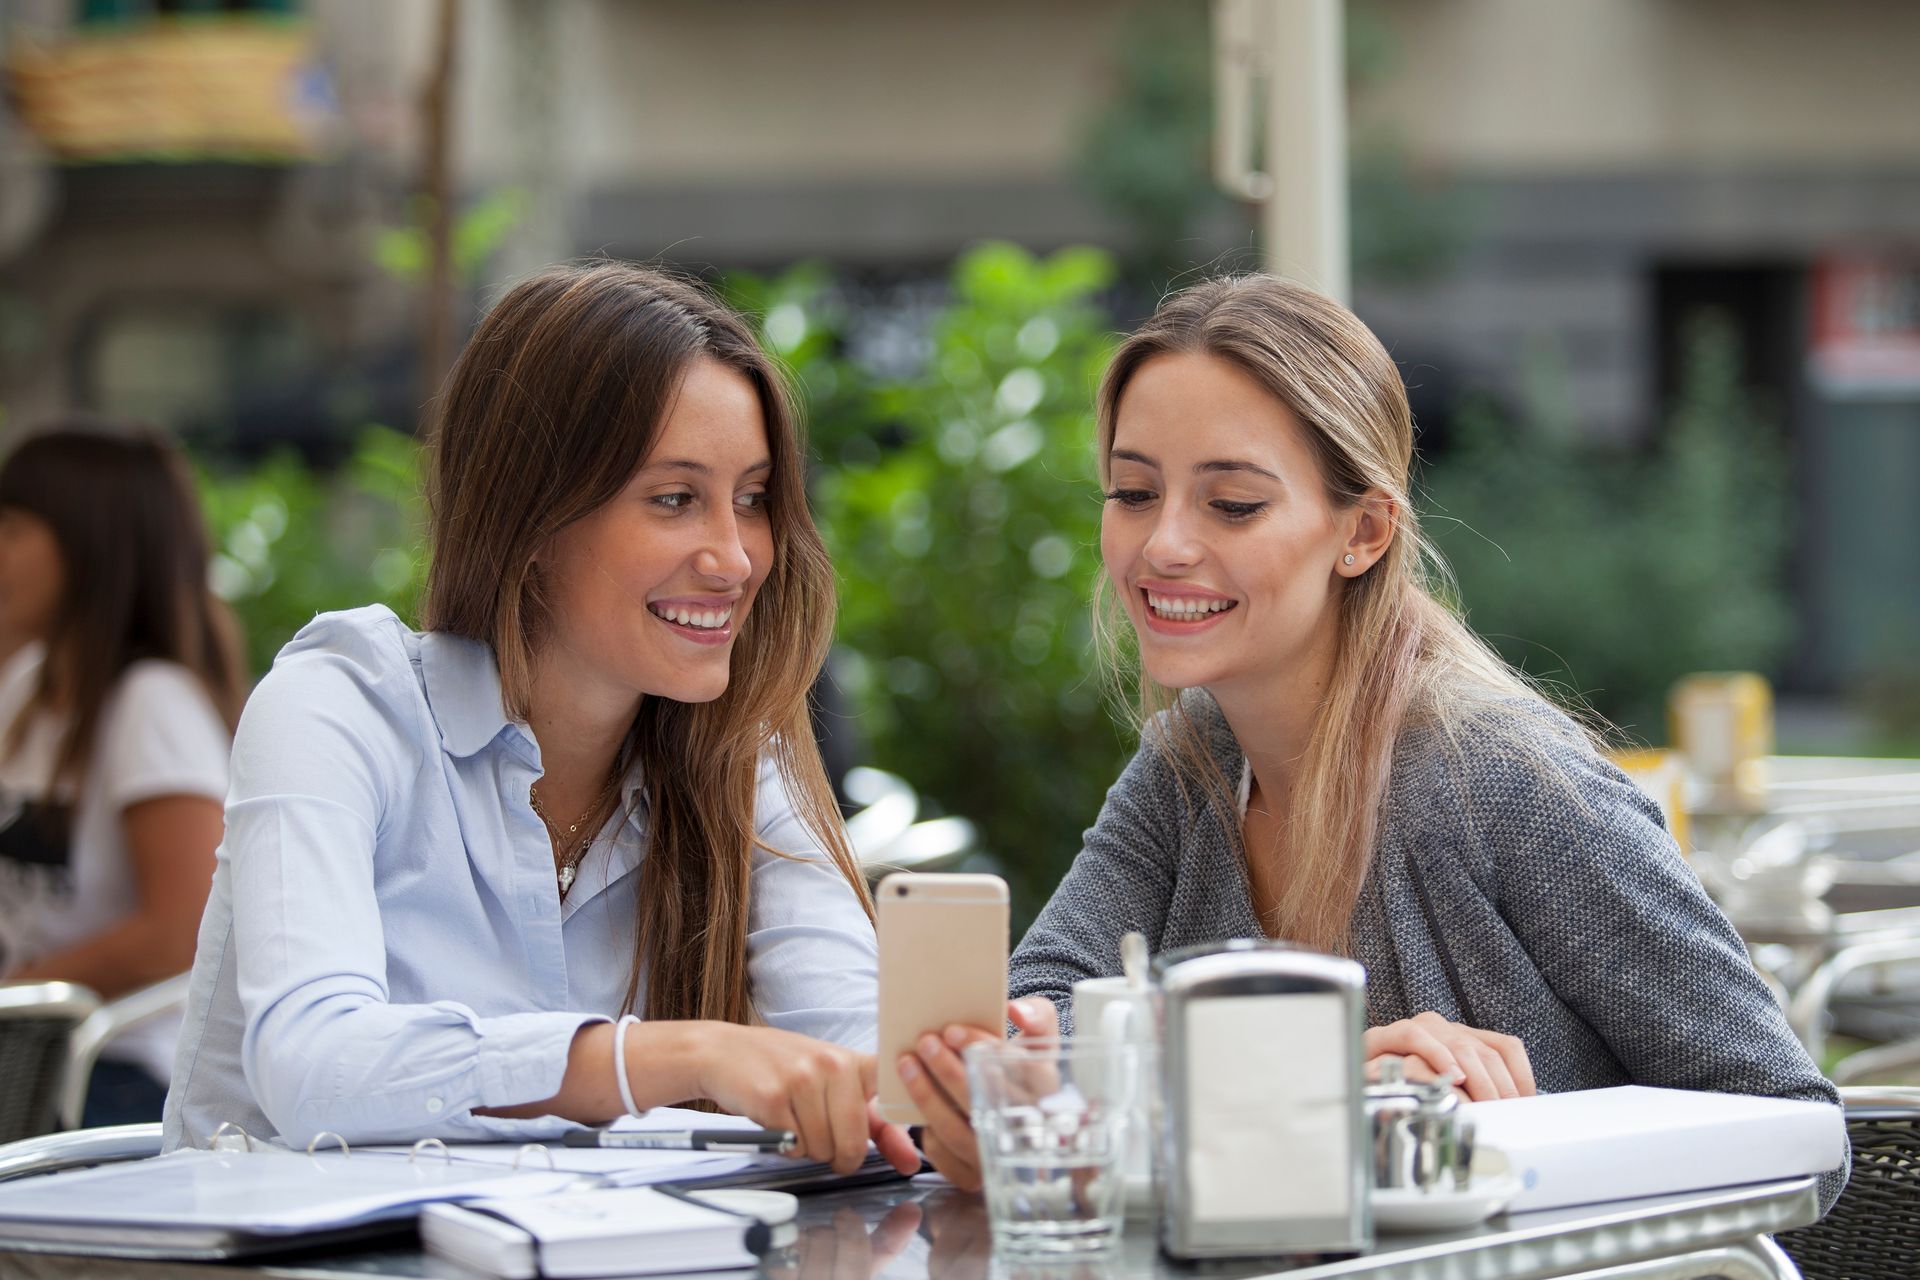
[1371,1173,1522,1233]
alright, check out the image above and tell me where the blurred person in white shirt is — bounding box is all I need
[0,423,243,1126]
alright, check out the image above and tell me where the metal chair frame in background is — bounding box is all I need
[1788,937,1920,1085]
[0,973,191,1146]
[1682,755,1920,1087]
[0,982,99,1146]
[56,972,191,1131]
[843,765,978,877]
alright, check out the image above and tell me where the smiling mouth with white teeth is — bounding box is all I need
[1143,590,1238,622]
[647,603,734,630]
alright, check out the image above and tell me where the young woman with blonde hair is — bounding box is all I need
[164,263,919,1177]
[900,275,1841,1204]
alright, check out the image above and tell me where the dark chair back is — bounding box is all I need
[0,983,101,1144]
[1777,1087,1920,1280]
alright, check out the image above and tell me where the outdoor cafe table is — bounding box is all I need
[1690,755,1920,871]
[0,1173,1822,1280]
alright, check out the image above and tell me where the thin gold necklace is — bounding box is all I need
[529,771,621,897]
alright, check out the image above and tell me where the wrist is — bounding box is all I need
[618,1018,721,1110]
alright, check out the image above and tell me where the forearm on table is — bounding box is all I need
[6,913,194,997]
[477,1018,715,1122]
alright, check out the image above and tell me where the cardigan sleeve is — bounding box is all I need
[1472,719,1847,1209]
[1008,723,1184,1035]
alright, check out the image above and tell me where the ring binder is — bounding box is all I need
[307,1133,350,1159]
[0,1104,896,1266]
[410,1139,452,1166]
[0,1118,579,1262]
[512,1145,557,1172]
[208,1122,256,1154]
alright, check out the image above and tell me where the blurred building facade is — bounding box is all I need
[0,0,435,454]
[2,0,1916,693]
[1350,0,1920,695]
[0,0,1141,447]
[461,0,1919,696]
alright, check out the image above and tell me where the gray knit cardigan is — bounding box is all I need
[1009,694,1847,1210]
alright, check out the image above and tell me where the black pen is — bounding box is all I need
[562,1127,800,1155]
[652,1184,781,1256]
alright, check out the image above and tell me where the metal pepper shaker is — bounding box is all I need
[1364,1055,1475,1193]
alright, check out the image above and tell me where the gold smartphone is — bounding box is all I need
[875,871,1010,1125]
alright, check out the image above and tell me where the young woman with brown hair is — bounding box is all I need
[163,263,919,1176]
[899,276,1841,1205]
[0,425,245,1125]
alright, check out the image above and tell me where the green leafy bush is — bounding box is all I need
[1423,315,1794,740]
[739,244,1134,912]
[195,425,427,676]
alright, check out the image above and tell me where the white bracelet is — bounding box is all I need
[613,1014,644,1119]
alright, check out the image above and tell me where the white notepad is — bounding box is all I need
[1464,1085,1846,1212]
[422,1186,796,1278]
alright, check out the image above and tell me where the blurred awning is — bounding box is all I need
[7,17,336,164]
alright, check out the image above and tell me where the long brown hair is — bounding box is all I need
[1095,276,1586,951]
[0,423,246,784]
[422,260,868,1026]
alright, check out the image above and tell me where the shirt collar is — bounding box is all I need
[418,629,517,758]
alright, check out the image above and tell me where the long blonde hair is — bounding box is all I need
[1095,275,1584,951]
[423,261,869,1025]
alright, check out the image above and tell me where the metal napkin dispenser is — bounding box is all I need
[1154,940,1370,1259]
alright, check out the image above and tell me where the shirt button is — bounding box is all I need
[426,1096,444,1114]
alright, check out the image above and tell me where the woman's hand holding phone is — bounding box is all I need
[895,997,1058,1192]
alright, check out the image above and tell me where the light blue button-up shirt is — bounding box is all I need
[163,606,879,1151]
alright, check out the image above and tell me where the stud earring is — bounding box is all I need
[1343,554,1356,566]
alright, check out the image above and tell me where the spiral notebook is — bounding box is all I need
[0,1139,578,1261]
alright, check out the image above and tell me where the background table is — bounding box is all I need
[0,1173,1820,1280]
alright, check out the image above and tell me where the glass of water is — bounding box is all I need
[965,1036,1142,1256]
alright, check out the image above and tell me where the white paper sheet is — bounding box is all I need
[361,1106,783,1186]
